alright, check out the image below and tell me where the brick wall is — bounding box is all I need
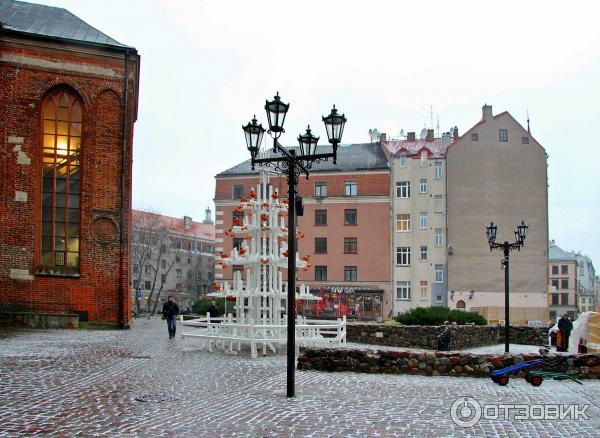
[0,36,139,325]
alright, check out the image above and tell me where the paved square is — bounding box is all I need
[0,319,599,437]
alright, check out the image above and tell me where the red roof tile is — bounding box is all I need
[381,138,449,158]
[132,210,215,241]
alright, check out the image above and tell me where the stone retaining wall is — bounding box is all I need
[0,312,79,329]
[298,348,600,380]
[347,323,548,349]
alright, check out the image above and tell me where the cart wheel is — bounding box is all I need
[491,375,498,383]
[531,375,543,386]
[525,374,531,383]
[498,375,509,386]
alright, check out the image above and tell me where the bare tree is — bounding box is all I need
[131,210,161,315]
[147,229,181,314]
[131,210,181,315]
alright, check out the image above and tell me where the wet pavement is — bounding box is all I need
[0,318,599,437]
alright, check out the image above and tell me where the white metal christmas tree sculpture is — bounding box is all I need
[180,171,346,357]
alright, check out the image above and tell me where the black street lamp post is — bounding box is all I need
[243,93,346,397]
[486,220,529,353]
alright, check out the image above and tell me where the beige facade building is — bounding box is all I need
[131,210,215,312]
[548,241,578,321]
[381,130,454,315]
[446,105,548,325]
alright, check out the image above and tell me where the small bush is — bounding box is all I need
[394,307,487,325]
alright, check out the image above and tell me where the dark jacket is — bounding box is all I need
[558,316,573,333]
[162,301,179,319]
[209,305,220,318]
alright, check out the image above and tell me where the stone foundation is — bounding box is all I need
[347,323,548,349]
[0,311,79,329]
[298,348,600,380]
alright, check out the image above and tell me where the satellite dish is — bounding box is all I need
[420,128,428,139]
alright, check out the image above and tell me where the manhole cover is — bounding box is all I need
[135,394,179,403]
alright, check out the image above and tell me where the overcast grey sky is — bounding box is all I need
[38,0,600,266]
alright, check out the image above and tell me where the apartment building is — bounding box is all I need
[381,129,454,315]
[446,105,548,325]
[214,143,392,320]
[131,210,215,311]
[548,241,578,321]
[571,252,598,313]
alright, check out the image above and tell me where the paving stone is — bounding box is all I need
[0,319,599,437]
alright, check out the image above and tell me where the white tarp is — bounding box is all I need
[568,311,600,353]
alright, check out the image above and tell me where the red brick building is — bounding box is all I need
[214,143,392,320]
[0,1,140,327]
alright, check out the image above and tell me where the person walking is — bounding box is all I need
[557,314,573,352]
[162,295,180,339]
[209,300,220,323]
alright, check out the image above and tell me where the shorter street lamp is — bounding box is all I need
[486,220,529,353]
[242,93,346,398]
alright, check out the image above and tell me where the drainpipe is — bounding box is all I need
[119,49,131,327]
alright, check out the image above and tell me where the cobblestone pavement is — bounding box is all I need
[1,319,599,437]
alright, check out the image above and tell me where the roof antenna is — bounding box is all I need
[430,104,433,130]
[527,109,531,134]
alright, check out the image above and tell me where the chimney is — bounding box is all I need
[426,129,434,142]
[380,133,387,142]
[183,216,192,230]
[452,126,459,139]
[442,131,452,146]
[407,132,416,141]
[482,104,493,121]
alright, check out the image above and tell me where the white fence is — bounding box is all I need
[180,313,346,358]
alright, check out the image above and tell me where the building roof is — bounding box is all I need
[217,143,389,177]
[549,241,577,262]
[381,137,449,158]
[132,210,215,241]
[0,0,132,49]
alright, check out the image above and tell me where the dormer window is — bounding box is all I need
[399,153,407,167]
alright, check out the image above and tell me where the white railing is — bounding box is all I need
[180,314,346,358]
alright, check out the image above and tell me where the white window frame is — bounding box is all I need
[499,129,508,142]
[344,181,357,197]
[419,212,428,229]
[396,281,411,300]
[420,246,428,261]
[419,178,428,193]
[420,150,428,166]
[396,247,411,266]
[420,281,428,300]
[435,264,444,283]
[436,295,443,303]
[434,195,444,213]
[399,153,407,167]
[434,161,443,180]
[396,181,410,198]
[435,228,444,247]
[315,182,327,198]
[396,214,411,232]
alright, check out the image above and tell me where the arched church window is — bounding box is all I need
[41,89,82,269]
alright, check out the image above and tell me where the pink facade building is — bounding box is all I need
[214,143,392,320]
